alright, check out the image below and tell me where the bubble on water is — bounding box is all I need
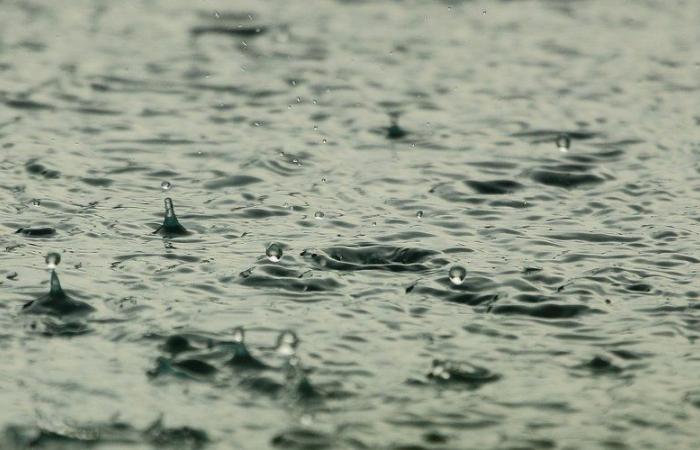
[266,243,283,262]
[160,181,172,191]
[276,330,299,357]
[556,134,571,152]
[416,210,424,219]
[233,327,245,343]
[448,265,467,285]
[45,252,61,269]
[31,199,41,207]
[314,211,325,219]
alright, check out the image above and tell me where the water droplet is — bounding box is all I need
[416,210,424,219]
[6,271,18,280]
[322,138,327,144]
[276,330,299,356]
[314,211,325,219]
[556,134,571,152]
[430,360,451,380]
[214,10,220,19]
[31,199,41,207]
[266,243,283,262]
[45,252,61,269]
[482,9,487,14]
[448,266,467,285]
[321,177,327,183]
[160,181,172,191]
[233,327,245,343]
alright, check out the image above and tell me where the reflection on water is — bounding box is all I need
[1,0,699,448]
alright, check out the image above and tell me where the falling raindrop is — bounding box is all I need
[314,211,325,219]
[556,134,571,152]
[160,181,172,191]
[31,199,41,207]
[45,252,61,270]
[448,266,467,285]
[416,210,424,219]
[266,243,283,263]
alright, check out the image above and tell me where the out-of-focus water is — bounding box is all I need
[1,0,700,448]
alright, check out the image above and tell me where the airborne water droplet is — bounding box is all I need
[276,330,299,357]
[233,327,245,343]
[448,266,467,285]
[266,243,283,262]
[160,181,172,191]
[314,211,325,219]
[45,252,61,270]
[556,134,571,152]
[31,199,41,207]
[416,210,424,219]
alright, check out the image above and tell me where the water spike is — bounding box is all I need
[49,270,64,297]
[22,258,94,316]
[154,197,188,236]
[233,326,245,343]
[276,330,299,357]
[227,327,268,370]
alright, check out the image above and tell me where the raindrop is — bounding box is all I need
[276,330,299,357]
[321,177,327,183]
[448,265,467,285]
[266,243,283,263]
[430,360,451,380]
[556,134,571,152]
[233,327,245,343]
[160,181,172,191]
[322,138,327,144]
[314,211,325,219]
[416,210,424,219]
[45,252,61,270]
[214,10,221,19]
[31,199,41,207]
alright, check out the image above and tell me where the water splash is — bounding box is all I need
[153,198,189,236]
[448,266,467,285]
[266,243,283,263]
[227,327,268,370]
[22,255,94,316]
[45,252,61,270]
[556,133,571,152]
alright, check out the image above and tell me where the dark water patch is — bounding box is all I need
[16,227,56,237]
[25,160,60,179]
[574,356,624,375]
[491,303,602,319]
[511,129,601,143]
[271,428,335,450]
[546,232,641,243]
[531,169,605,188]
[191,25,267,38]
[300,245,439,273]
[465,179,523,195]
[80,177,114,187]
[4,99,55,110]
[203,175,263,189]
[1,418,207,449]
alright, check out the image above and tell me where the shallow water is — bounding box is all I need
[1,0,700,448]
